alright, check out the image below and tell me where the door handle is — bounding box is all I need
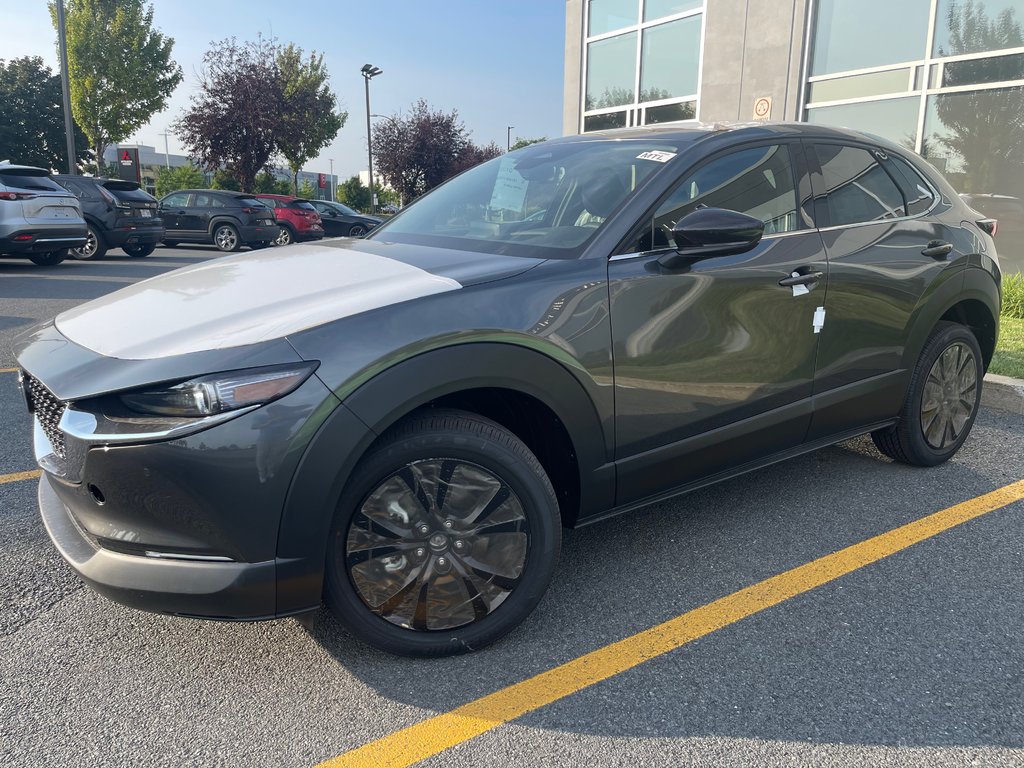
[921,241,953,259]
[778,270,823,287]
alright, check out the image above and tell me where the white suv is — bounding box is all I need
[0,162,87,266]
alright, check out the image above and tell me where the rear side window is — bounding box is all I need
[882,155,935,216]
[236,197,266,208]
[0,169,66,192]
[814,144,906,226]
[194,193,224,208]
[290,201,316,211]
[54,178,93,198]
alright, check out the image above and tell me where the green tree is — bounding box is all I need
[276,44,346,195]
[338,175,371,211]
[50,0,182,174]
[253,170,292,194]
[509,136,546,151]
[210,168,241,191]
[0,56,90,170]
[298,177,317,199]
[154,164,204,197]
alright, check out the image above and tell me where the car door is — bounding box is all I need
[159,192,191,233]
[803,141,961,440]
[184,192,221,235]
[608,142,828,506]
[313,202,345,236]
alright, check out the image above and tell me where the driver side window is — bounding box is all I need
[630,144,800,252]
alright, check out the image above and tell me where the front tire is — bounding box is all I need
[29,249,67,266]
[212,223,240,252]
[872,322,983,466]
[324,409,561,657]
[72,224,107,260]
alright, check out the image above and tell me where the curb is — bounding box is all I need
[982,373,1024,415]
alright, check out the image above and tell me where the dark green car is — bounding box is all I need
[16,123,1001,656]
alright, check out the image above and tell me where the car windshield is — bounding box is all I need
[370,139,682,258]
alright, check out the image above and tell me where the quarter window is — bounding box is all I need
[814,145,906,226]
[631,144,799,252]
[884,155,936,216]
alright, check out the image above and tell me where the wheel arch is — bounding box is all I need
[273,343,614,616]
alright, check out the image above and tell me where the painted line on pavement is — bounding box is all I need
[0,367,18,373]
[0,469,41,485]
[317,478,1024,768]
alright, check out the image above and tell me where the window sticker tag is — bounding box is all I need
[636,150,677,163]
[813,306,826,334]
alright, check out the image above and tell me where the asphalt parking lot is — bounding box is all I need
[1,245,1023,768]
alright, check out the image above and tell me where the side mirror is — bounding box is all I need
[658,208,764,269]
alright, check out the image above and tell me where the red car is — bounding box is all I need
[253,194,324,245]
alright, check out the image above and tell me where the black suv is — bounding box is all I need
[53,175,164,259]
[159,190,278,251]
[16,124,1003,656]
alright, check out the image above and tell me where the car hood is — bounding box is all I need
[54,238,544,360]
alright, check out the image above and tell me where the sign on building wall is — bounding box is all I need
[753,96,773,121]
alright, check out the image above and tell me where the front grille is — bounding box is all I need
[23,372,67,459]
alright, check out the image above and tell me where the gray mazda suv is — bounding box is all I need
[15,123,1002,656]
[0,162,87,265]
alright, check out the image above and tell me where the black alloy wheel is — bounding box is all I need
[325,409,561,656]
[213,223,241,252]
[72,224,107,260]
[123,243,155,258]
[872,322,983,466]
[28,249,68,266]
[347,224,367,237]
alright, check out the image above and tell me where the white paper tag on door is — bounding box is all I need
[790,272,809,297]
[813,306,826,334]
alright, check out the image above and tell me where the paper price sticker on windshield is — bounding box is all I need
[636,150,676,163]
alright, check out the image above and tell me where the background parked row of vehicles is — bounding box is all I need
[0,161,382,265]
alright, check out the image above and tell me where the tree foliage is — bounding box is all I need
[154,163,204,198]
[50,0,182,174]
[175,37,280,192]
[930,0,1024,195]
[298,178,317,199]
[510,136,546,151]
[338,175,371,211]
[276,44,346,195]
[372,100,501,203]
[210,168,241,191]
[253,171,292,195]
[0,56,90,170]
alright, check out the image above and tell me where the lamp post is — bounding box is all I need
[507,125,514,152]
[55,0,77,175]
[361,63,382,213]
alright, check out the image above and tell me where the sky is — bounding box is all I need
[2,0,567,179]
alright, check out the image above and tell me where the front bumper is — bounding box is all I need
[39,473,279,619]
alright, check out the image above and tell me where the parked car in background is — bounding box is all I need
[253,194,324,246]
[307,199,382,237]
[960,193,1024,274]
[158,190,277,252]
[53,175,164,259]
[0,162,86,266]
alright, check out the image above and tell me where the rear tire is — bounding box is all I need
[212,223,241,252]
[72,224,107,260]
[123,243,155,258]
[324,409,561,657]
[29,249,67,266]
[872,322,983,466]
[275,225,294,246]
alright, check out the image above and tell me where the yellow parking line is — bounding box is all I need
[0,367,18,373]
[317,478,1024,768]
[0,469,41,485]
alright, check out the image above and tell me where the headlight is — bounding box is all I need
[119,363,318,417]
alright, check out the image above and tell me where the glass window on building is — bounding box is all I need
[806,97,921,149]
[811,0,932,75]
[922,86,1024,198]
[814,144,907,226]
[589,0,638,36]
[933,0,1024,57]
[640,16,701,101]
[644,0,702,22]
[586,32,637,110]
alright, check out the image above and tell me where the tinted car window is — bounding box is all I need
[55,178,92,198]
[162,193,190,208]
[883,155,935,216]
[104,182,156,203]
[194,193,223,208]
[0,169,67,192]
[236,197,266,208]
[290,201,317,210]
[632,144,799,252]
[815,144,906,226]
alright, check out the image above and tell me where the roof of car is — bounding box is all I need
[166,189,255,197]
[253,193,298,201]
[0,162,49,172]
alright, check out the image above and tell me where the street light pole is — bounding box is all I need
[159,129,171,169]
[361,64,382,214]
[507,125,514,152]
[55,0,77,175]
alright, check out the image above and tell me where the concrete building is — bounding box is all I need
[564,1,1024,212]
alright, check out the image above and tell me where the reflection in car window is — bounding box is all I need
[814,144,906,226]
[633,144,799,252]
[162,192,190,208]
[372,140,680,258]
[884,155,935,216]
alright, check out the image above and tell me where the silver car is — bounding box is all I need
[0,162,87,266]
